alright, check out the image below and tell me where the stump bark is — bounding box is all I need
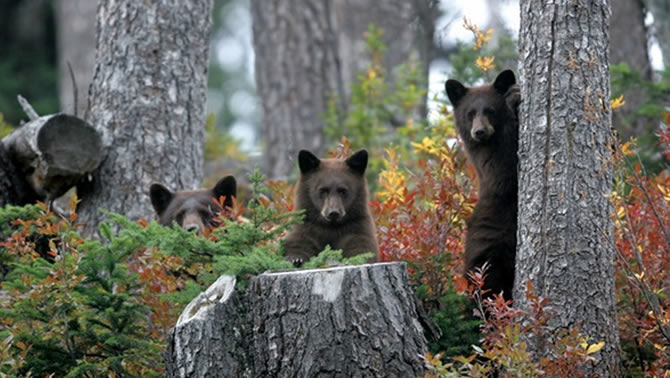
[1,113,102,203]
[166,262,428,377]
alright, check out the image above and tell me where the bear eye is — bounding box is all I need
[483,108,495,117]
[200,208,212,219]
[467,110,476,121]
[175,211,185,225]
[336,188,347,196]
[319,187,329,196]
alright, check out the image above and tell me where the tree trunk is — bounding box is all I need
[250,0,341,179]
[77,0,212,235]
[55,0,97,117]
[250,0,430,179]
[516,1,621,376]
[610,0,654,139]
[644,0,670,67]
[166,262,428,377]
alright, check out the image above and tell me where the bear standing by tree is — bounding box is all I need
[283,149,380,266]
[445,70,520,301]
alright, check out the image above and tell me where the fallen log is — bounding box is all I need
[166,262,428,377]
[2,112,102,202]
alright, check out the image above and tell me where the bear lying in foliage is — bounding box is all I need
[149,175,237,234]
[283,149,380,266]
[445,69,520,301]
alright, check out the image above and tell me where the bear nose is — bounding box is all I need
[474,129,486,139]
[327,211,340,221]
[185,224,201,233]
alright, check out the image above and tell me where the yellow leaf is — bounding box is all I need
[610,95,625,111]
[586,341,605,355]
[633,271,644,280]
[476,56,496,71]
[620,141,634,156]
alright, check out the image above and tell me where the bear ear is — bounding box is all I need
[149,183,173,216]
[493,69,516,94]
[445,79,468,107]
[298,150,321,174]
[346,149,368,175]
[213,175,237,208]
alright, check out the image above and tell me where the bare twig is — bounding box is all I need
[17,95,39,121]
[595,219,670,345]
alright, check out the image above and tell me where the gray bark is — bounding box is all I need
[250,0,341,179]
[644,0,670,67]
[516,1,621,376]
[610,0,654,139]
[78,0,212,236]
[55,0,97,117]
[166,262,428,377]
[251,0,430,179]
[2,113,101,203]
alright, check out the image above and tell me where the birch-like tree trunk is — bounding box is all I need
[250,0,428,179]
[644,0,670,67]
[516,1,621,376]
[55,0,97,117]
[77,0,212,235]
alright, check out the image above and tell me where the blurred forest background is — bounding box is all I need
[0,0,522,182]
[1,0,667,179]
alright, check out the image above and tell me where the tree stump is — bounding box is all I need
[166,262,428,377]
[2,113,102,202]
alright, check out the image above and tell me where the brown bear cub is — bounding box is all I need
[445,69,520,301]
[283,149,380,266]
[149,175,237,233]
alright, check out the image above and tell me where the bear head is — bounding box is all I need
[149,175,237,233]
[296,149,368,226]
[445,69,517,145]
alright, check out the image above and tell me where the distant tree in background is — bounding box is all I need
[77,0,213,236]
[0,0,58,125]
[250,0,438,179]
[610,0,654,140]
[645,0,670,67]
[55,0,97,117]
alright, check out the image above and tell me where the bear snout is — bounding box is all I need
[182,213,206,234]
[320,198,346,223]
[471,116,494,142]
[185,223,201,233]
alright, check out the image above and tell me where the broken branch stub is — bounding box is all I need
[2,113,103,201]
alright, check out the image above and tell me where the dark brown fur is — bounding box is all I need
[149,176,237,233]
[283,149,379,265]
[445,70,520,301]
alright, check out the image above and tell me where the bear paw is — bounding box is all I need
[505,84,521,118]
[290,257,304,268]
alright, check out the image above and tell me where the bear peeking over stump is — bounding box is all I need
[283,149,380,266]
[149,175,237,234]
[445,69,520,301]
